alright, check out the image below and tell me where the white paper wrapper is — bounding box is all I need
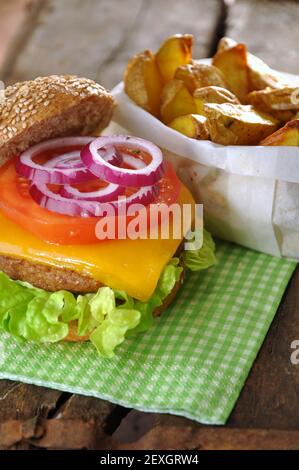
[111,71,299,260]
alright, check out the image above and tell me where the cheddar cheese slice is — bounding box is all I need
[0,185,195,301]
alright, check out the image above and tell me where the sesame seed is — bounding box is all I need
[0,75,110,145]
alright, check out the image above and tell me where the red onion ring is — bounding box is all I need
[100,144,123,167]
[16,137,96,184]
[81,135,165,187]
[30,182,159,217]
[122,153,146,170]
[61,181,125,202]
[60,148,128,202]
[46,146,122,170]
[30,153,159,217]
[45,151,87,170]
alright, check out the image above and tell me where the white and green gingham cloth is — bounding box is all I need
[0,241,296,424]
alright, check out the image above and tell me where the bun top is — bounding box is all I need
[0,75,115,166]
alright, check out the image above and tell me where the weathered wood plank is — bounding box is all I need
[96,0,224,87]
[0,381,61,448]
[54,394,124,436]
[0,380,122,449]
[0,381,62,421]
[9,0,223,87]
[0,418,99,449]
[9,0,143,85]
[226,0,299,73]
[55,394,114,421]
[0,0,42,80]
[109,425,299,450]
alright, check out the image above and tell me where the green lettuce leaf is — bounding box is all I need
[90,308,141,358]
[183,228,217,271]
[0,229,216,357]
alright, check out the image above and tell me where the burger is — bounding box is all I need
[0,75,216,357]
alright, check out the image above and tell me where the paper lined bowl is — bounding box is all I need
[111,67,299,260]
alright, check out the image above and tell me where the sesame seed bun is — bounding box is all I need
[0,75,115,167]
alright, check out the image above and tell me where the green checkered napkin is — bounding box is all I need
[0,241,296,424]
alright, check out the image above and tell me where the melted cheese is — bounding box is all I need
[0,186,195,301]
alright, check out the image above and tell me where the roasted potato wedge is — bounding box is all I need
[212,44,250,100]
[124,50,163,116]
[247,87,299,122]
[168,114,209,139]
[194,86,240,114]
[260,119,299,146]
[216,37,296,90]
[247,54,281,90]
[160,79,196,124]
[204,103,279,145]
[174,63,227,93]
[156,34,193,83]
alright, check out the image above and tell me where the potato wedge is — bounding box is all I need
[168,114,209,139]
[248,87,299,111]
[260,119,299,146]
[160,79,196,124]
[124,50,163,116]
[216,37,290,90]
[247,54,281,90]
[194,86,240,114]
[174,63,227,93]
[156,34,193,83]
[204,103,279,145]
[212,44,250,100]
[247,87,299,122]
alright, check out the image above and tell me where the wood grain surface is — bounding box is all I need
[0,0,42,80]
[7,0,223,87]
[226,0,299,73]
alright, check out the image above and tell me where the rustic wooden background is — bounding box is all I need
[0,0,299,450]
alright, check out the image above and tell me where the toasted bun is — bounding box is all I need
[0,75,115,166]
[64,267,185,343]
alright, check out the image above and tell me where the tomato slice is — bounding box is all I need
[0,158,181,245]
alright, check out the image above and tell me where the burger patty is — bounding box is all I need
[0,243,185,295]
[0,255,102,294]
[0,254,185,343]
[0,254,184,302]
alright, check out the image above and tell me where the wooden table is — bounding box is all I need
[0,0,299,450]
